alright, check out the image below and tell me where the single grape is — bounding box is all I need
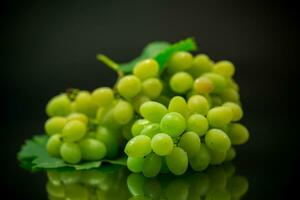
[140,101,167,123]
[117,75,142,99]
[211,95,223,107]
[47,134,63,157]
[140,123,161,138]
[125,135,152,157]
[143,152,162,177]
[213,60,235,78]
[194,76,214,94]
[168,96,188,118]
[225,147,236,161]
[132,94,150,113]
[151,133,174,156]
[142,78,163,99]
[208,147,227,165]
[46,94,72,117]
[113,100,133,125]
[220,88,240,103]
[187,114,208,136]
[202,73,227,94]
[91,87,114,107]
[95,126,119,158]
[205,129,231,152]
[166,147,188,175]
[228,78,239,91]
[66,113,88,124]
[127,157,144,173]
[45,117,66,135]
[167,51,193,72]
[131,119,150,136]
[160,112,186,137]
[223,102,243,121]
[169,72,194,94]
[187,54,214,78]
[62,120,87,142]
[60,142,82,164]
[227,123,249,145]
[133,59,159,80]
[187,95,210,115]
[207,106,233,128]
[79,138,107,161]
[74,91,97,117]
[190,144,211,172]
[178,131,201,157]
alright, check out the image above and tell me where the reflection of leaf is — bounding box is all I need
[18,135,127,171]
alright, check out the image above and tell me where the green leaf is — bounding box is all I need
[18,135,127,171]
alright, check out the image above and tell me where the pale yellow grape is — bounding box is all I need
[140,101,168,123]
[169,72,194,94]
[125,135,152,157]
[178,131,201,158]
[79,138,107,161]
[113,100,133,125]
[194,76,214,94]
[187,114,208,136]
[202,73,227,94]
[66,113,88,124]
[131,119,150,136]
[133,59,159,80]
[117,75,142,99]
[207,106,233,128]
[167,51,193,72]
[132,94,150,113]
[223,102,243,121]
[47,134,63,157]
[60,142,82,164]
[213,60,235,78]
[227,123,249,145]
[46,94,72,117]
[45,117,66,135]
[91,87,114,107]
[205,129,231,152]
[142,78,163,99]
[220,88,240,103]
[62,120,87,142]
[187,95,210,115]
[74,91,97,117]
[151,133,173,156]
[187,54,214,78]
[168,96,188,118]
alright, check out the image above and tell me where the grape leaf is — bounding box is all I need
[18,135,127,171]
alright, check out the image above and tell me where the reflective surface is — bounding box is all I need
[45,163,248,200]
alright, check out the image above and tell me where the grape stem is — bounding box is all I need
[96,54,124,78]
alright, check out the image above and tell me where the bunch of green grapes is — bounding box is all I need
[46,168,130,200]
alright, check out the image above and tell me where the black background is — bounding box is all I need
[1,0,298,199]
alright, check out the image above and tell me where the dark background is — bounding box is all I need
[1,0,298,199]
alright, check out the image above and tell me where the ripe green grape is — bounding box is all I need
[127,157,144,173]
[211,95,223,107]
[167,51,193,72]
[187,95,210,115]
[151,133,173,156]
[194,76,214,94]
[187,54,214,78]
[168,96,188,118]
[223,102,243,121]
[47,134,63,157]
[95,126,119,158]
[62,120,87,142]
[132,94,150,113]
[189,143,211,171]
[125,135,152,157]
[140,101,168,123]
[187,114,208,136]
[60,142,82,164]
[208,148,227,165]
[142,78,163,99]
[178,131,201,157]
[131,119,150,136]
[79,138,107,161]
[166,147,188,175]
[227,123,249,145]
[205,129,231,152]
[46,94,72,117]
[213,60,235,78]
[225,147,236,161]
[160,112,186,137]
[207,106,233,128]
[169,72,194,94]
[67,113,88,124]
[91,87,114,107]
[220,88,240,103]
[74,91,97,117]
[202,73,227,94]
[117,75,142,99]
[143,152,162,177]
[133,59,159,80]
[45,117,66,135]
[140,123,161,138]
[113,100,133,125]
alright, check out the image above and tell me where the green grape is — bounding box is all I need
[140,123,161,138]
[167,51,193,72]
[127,157,144,173]
[151,133,173,156]
[164,180,189,200]
[168,96,188,118]
[95,126,119,158]
[169,72,194,94]
[166,147,188,175]
[213,60,235,78]
[186,54,214,78]
[127,173,146,196]
[225,147,236,161]
[143,152,162,177]
[194,76,214,94]
[91,87,114,107]
[187,95,210,115]
[207,106,233,128]
[189,143,211,171]
[125,135,152,157]
[142,78,163,99]
[211,95,223,107]
[228,78,239,91]
[227,176,249,197]
[45,117,66,135]
[46,181,65,198]
[62,120,87,142]
[64,184,89,200]
[205,129,231,152]
[178,131,201,158]
[117,75,142,99]
[160,112,186,137]
[74,91,97,117]
[96,102,120,129]
[227,123,249,145]
[60,142,81,164]
[113,100,133,124]
[202,73,227,94]
[133,59,159,80]
[47,134,63,157]
[46,94,72,117]
[79,138,107,161]
[131,119,150,136]
[209,148,227,165]
[140,101,168,123]
[220,88,240,103]
[187,114,208,136]
[223,102,243,121]
[66,113,88,124]
[132,94,150,113]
